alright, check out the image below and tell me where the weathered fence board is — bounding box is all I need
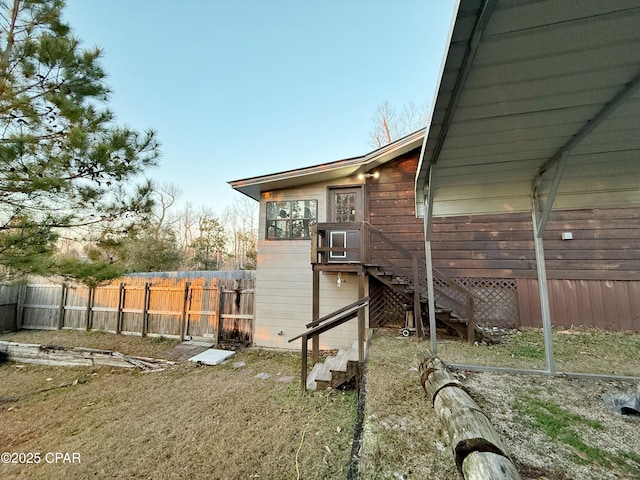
[21,284,61,330]
[0,274,255,345]
[0,284,21,333]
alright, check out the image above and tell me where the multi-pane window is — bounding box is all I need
[266,200,317,240]
[334,192,356,222]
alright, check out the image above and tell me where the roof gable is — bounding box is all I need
[229,129,425,201]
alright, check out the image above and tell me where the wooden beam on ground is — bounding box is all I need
[462,451,522,480]
[418,352,522,480]
[0,341,174,371]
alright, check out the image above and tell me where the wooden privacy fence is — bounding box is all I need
[2,276,255,346]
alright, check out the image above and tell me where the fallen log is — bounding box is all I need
[0,341,174,371]
[418,351,522,480]
[462,451,522,480]
[420,356,467,403]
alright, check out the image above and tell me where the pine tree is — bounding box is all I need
[0,0,159,277]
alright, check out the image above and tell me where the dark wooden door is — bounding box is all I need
[328,187,363,262]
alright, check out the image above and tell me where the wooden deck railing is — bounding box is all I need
[312,222,481,342]
[288,296,369,392]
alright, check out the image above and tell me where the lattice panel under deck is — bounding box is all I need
[453,278,519,329]
[369,278,406,328]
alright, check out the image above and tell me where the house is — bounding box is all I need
[229,130,432,352]
[229,131,639,356]
[229,0,640,364]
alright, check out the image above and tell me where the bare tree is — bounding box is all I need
[368,100,428,148]
[150,183,181,235]
[222,198,258,270]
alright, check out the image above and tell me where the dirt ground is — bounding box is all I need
[1,328,639,479]
[0,330,356,480]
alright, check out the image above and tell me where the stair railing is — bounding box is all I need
[362,222,482,342]
[288,296,369,392]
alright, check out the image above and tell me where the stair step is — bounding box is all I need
[315,355,341,382]
[331,349,349,374]
[307,341,364,391]
[306,362,326,391]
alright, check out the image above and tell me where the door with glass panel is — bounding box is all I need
[328,187,363,262]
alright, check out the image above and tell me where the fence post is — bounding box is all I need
[215,281,223,348]
[116,283,125,334]
[180,281,190,342]
[86,287,95,331]
[58,283,68,330]
[142,282,151,337]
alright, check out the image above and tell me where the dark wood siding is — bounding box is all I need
[431,208,640,281]
[364,155,639,330]
[367,149,425,261]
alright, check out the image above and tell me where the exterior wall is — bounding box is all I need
[431,207,640,331]
[368,149,425,261]
[518,279,640,331]
[431,208,640,281]
[251,146,640,339]
[254,179,360,350]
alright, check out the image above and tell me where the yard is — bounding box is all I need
[357,329,640,480]
[1,328,639,479]
[0,330,356,479]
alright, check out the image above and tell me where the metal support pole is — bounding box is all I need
[425,241,438,354]
[412,256,423,339]
[536,151,568,237]
[423,184,438,354]
[532,194,555,374]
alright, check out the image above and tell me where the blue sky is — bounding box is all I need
[63,0,457,213]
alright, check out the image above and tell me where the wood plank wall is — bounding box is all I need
[368,149,425,260]
[364,148,639,330]
[431,208,640,281]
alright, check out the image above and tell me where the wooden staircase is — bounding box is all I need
[288,297,368,392]
[311,221,482,342]
[362,223,482,343]
[366,265,478,341]
[306,341,362,391]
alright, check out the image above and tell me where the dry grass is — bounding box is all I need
[2,328,639,479]
[437,327,640,377]
[355,328,640,480]
[356,330,458,479]
[0,330,356,480]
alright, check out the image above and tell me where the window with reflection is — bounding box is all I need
[266,200,317,240]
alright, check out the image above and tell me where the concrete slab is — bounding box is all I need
[188,348,235,365]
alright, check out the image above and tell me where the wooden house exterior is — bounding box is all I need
[230,128,640,351]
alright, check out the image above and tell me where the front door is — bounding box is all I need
[328,187,363,262]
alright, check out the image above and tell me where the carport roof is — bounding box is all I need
[416,0,640,218]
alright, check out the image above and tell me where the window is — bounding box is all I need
[266,200,317,240]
